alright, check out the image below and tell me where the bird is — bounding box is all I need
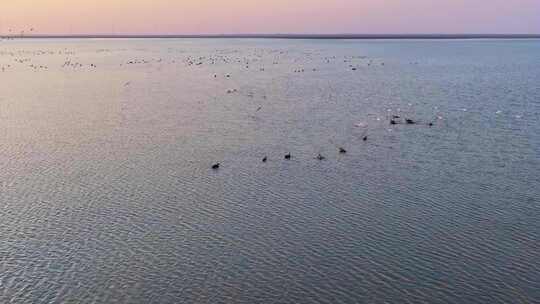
[211,163,220,170]
[428,122,434,127]
[405,119,415,124]
[363,136,368,141]
[262,156,267,162]
[316,154,326,160]
[339,147,347,154]
[390,119,397,125]
[284,153,291,160]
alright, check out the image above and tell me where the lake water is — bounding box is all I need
[0,38,539,303]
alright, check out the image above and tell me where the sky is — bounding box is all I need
[1,0,539,35]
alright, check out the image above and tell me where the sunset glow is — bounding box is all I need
[1,0,540,35]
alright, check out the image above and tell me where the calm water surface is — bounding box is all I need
[0,38,539,303]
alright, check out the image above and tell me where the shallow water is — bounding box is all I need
[0,38,539,303]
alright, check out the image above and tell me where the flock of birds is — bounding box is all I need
[0,27,35,40]
[209,115,433,170]
[0,44,389,74]
[212,145,356,169]
[0,40,519,174]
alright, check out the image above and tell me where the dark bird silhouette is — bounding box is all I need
[390,119,397,125]
[212,163,220,170]
[262,156,267,162]
[316,154,326,160]
[405,119,416,124]
[428,122,434,127]
[284,153,291,160]
[339,147,347,154]
[363,136,368,141]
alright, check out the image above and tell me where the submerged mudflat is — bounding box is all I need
[0,38,539,303]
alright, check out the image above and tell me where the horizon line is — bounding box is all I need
[2,33,540,40]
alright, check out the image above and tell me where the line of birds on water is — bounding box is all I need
[211,147,349,170]
[210,105,526,170]
[209,119,428,170]
[210,110,447,170]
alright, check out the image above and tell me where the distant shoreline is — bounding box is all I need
[1,34,540,40]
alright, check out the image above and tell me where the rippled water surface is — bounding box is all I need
[1,38,539,303]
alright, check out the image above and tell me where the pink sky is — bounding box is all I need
[2,0,539,35]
